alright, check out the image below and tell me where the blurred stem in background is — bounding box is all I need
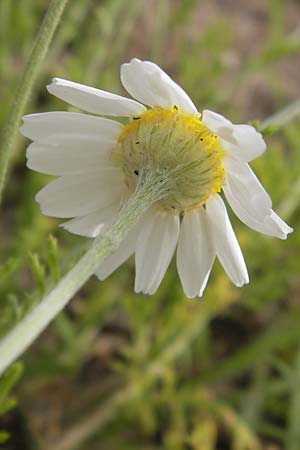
[260,99,300,131]
[0,0,69,205]
[260,99,300,220]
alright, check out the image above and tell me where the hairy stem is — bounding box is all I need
[0,0,69,205]
[0,171,170,375]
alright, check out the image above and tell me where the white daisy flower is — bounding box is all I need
[21,58,293,298]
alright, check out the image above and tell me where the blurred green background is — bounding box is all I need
[0,0,300,449]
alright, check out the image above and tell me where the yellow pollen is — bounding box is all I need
[115,107,225,213]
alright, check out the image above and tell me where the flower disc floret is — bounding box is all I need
[117,107,225,212]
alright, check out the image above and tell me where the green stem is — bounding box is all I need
[260,99,300,131]
[0,0,69,205]
[0,171,170,376]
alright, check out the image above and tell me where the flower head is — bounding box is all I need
[21,58,293,297]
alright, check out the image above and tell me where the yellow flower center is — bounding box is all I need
[116,107,225,213]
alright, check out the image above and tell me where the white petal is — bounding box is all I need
[121,58,197,114]
[26,136,116,175]
[177,209,215,298]
[94,213,147,280]
[47,78,146,116]
[61,202,120,238]
[229,124,266,162]
[134,209,180,295]
[206,195,249,287]
[35,171,124,218]
[223,182,292,239]
[202,110,235,140]
[267,211,293,239]
[225,159,272,220]
[21,112,122,142]
[202,110,266,162]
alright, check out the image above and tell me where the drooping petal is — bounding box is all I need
[95,212,148,280]
[134,209,180,295]
[206,194,249,287]
[20,112,122,142]
[229,124,266,162]
[202,110,266,162]
[177,209,215,298]
[47,78,146,116]
[26,136,116,176]
[60,202,120,237]
[268,210,293,237]
[35,171,124,218]
[202,109,234,140]
[224,159,272,220]
[223,181,293,239]
[121,58,197,114]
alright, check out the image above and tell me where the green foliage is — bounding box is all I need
[1,0,300,449]
[0,363,23,443]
